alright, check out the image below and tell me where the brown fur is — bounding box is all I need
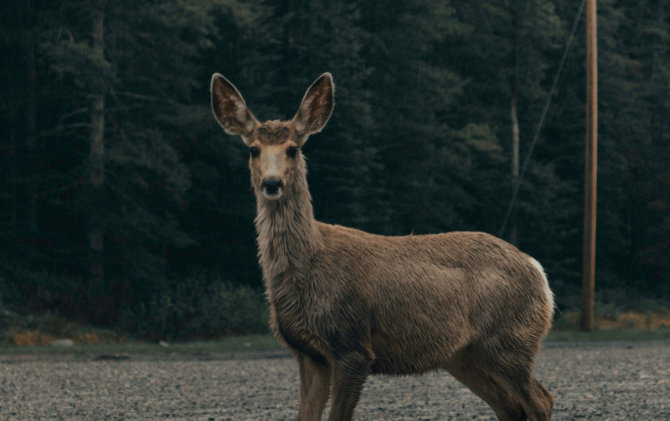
[211,72,555,421]
[257,122,292,144]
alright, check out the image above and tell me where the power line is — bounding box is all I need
[498,0,587,238]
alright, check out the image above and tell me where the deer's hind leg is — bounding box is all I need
[445,349,526,421]
[469,346,554,421]
[494,370,553,421]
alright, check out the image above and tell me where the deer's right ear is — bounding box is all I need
[292,73,334,140]
[211,73,259,143]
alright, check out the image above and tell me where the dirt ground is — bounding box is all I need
[1,341,668,420]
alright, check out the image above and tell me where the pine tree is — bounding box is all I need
[248,0,382,231]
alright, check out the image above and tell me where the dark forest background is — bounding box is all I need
[1,0,668,339]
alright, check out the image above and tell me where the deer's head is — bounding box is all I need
[211,73,334,201]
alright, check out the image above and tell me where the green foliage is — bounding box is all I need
[118,274,268,339]
[0,0,668,338]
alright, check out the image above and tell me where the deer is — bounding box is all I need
[210,72,555,421]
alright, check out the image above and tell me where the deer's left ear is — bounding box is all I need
[292,73,334,141]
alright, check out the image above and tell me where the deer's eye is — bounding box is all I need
[287,146,299,158]
[249,147,260,158]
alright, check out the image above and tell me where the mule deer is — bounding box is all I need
[210,72,555,421]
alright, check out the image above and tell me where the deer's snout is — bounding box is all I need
[261,178,284,198]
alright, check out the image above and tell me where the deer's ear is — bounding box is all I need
[292,73,334,139]
[211,73,259,143]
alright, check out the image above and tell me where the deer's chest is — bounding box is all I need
[269,285,329,364]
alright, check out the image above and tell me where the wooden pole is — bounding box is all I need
[581,0,598,331]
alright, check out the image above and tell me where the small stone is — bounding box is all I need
[50,339,74,347]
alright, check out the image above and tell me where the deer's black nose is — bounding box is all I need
[262,178,283,194]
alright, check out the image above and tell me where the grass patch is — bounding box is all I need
[546,328,670,342]
[553,310,670,331]
[0,334,284,355]
[2,329,670,356]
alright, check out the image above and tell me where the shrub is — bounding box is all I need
[118,274,268,340]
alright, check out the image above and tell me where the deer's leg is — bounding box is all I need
[506,374,553,421]
[297,353,331,421]
[445,351,525,421]
[327,351,372,421]
[481,351,553,421]
[530,376,554,419]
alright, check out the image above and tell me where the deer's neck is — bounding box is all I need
[254,171,322,288]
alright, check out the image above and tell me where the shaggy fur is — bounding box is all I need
[211,72,555,421]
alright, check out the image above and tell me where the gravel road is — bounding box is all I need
[1,341,668,420]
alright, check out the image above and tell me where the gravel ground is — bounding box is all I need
[1,341,668,420]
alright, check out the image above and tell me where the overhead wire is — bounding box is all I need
[498,0,588,238]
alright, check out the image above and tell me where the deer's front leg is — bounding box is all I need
[297,353,331,421]
[328,351,372,421]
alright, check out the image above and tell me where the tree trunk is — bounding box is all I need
[26,36,38,235]
[509,1,520,246]
[89,7,105,296]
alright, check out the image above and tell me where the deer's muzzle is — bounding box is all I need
[262,178,284,199]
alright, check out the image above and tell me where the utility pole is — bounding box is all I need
[581,0,598,331]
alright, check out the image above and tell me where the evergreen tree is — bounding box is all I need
[251,0,382,231]
[1,0,668,332]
